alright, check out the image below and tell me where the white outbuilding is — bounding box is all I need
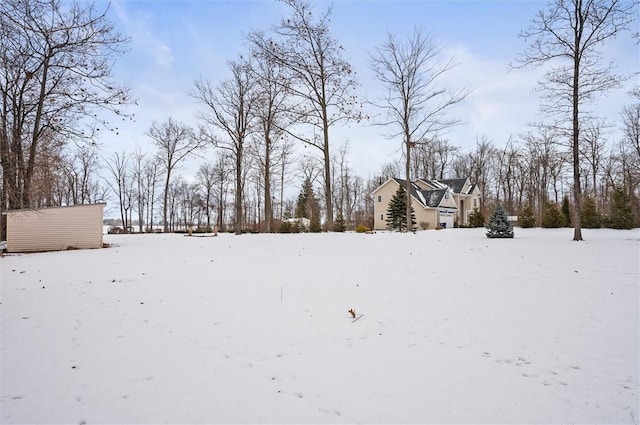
[2,203,105,253]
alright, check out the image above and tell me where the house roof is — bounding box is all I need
[437,178,468,194]
[416,178,446,190]
[421,189,448,208]
[393,178,454,209]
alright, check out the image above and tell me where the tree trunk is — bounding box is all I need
[572,35,583,241]
[405,138,412,232]
[322,111,333,230]
[163,172,170,233]
[235,145,243,235]
[264,133,272,233]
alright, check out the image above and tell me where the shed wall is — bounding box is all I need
[6,204,104,253]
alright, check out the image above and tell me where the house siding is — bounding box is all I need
[6,204,105,253]
[373,180,400,230]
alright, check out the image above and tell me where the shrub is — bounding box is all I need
[333,213,346,232]
[518,204,536,228]
[608,186,635,229]
[468,208,485,227]
[355,223,371,233]
[541,202,566,228]
[279,221,292,233]
[581,197,602,228]
[561,195,572,227]
[419,221,429,230]
[279,220,303,233]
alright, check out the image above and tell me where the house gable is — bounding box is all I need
[438,178,470,194]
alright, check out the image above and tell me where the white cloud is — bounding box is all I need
[152,40,175,69]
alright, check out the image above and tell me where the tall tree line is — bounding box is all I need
[2,0,637,239]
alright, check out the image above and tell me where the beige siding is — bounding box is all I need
[373,180,400,230]
[6,204,104,253]
[415,209,438,230]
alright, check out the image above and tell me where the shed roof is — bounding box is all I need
[2,202,107,215]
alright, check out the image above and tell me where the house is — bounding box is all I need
[435,178,482,226]
[372,177,482,230]
[2,203,106,253]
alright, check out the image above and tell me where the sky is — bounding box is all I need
[95,0,639,182]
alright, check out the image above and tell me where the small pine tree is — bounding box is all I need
[581,197,602,228]
[468,208,485,227]
[561,195,572,227]
[541,202,566,228]
[486,204,514,238]
[386,185,416,231]
[608,186,635,229]
[518,204,536,228]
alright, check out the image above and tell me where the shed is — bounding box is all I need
[3,203,105,253]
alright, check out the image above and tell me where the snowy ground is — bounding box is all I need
[1,228,638,424]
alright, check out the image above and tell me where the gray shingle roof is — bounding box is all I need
[393,178,453,208]
[421,189,448,207]
[438,178,468,194]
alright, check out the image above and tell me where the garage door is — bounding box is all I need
[438,209,454,229]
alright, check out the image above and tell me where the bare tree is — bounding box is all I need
[246,47,291,232]
[146,118,199,233]
[521,128,562,222]
[142,157,160,231]
[514,0,635,240]
[411,137,459,180]
[496,137,519,212]
[62,144,105,205]
[620,98,640,218]
[370,28,467,230]
[621,102,640,161]
[248,0,362,228]
[104,151,132,233]
[131,149,147,233]
[196,162,216,232]
[470,135,497,212]
[0,0,132,210]
[581,119,610,204]
[192,59,255,235]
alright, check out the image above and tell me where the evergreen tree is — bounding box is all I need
[541,202,566,228]
[295,178,312,218]
[561,195,572,227]
[386,185,416,231]
[468,208,485,228]
[295,177,321,232]
[518,204,536,228]
[608,187,635,229]
[486,204,514,238]
[581,197,602,228]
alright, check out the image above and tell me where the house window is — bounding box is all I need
[473,198,477,208]
[377,195,382,203]
[380,214,384,221]
[445,191,449,199]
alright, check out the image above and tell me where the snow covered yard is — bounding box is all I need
[1,228,638,424]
